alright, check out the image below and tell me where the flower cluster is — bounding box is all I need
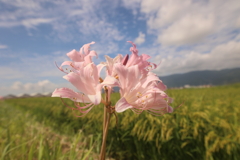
[52,41,173,116]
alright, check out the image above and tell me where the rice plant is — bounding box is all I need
[2,83,240,160]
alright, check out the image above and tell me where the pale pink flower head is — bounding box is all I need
[67,41,97,64]
[52,42,104,116]
[114,63,172,116]
[100,41,157,78]
[52,41,174,116]
[101,54,123,76]
[52,63,104,116]
[123,41,157,74]
[56,42,97,73]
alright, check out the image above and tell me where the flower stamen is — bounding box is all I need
[99,77,104,83]
[136,92,142,98]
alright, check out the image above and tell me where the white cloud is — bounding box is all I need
[129,0,240,46]
[140,0,162,14]
[11,81,23,90]
[236,16,240,28]
[158,14,214,45]
[0,0,41,9]
[235,34,240,41]
[0,0,123,43]
[0,45,8,49]
[21,18,53,28]
[9,80,58,95]
[0,52,67,82]
[122,0,142,15]
[91,41,120,55]
[134,32,145,45]
[142,0,191,31]
[0,66,24,79]
[0,79,80,96]
[38,80,52,87]
[154,40,240,75]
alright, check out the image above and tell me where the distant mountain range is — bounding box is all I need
[159,68,240,88]
[3,92,52,99]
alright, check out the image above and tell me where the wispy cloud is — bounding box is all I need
[6,80,58,96]
[121,0,240,75]
[124,0,240,46]
[0,0,123,44]
[0,66,24,79]
[154,40,240,75]
[134,32,145,45]
[22,18,53,28]
[0,44,8,49]
[157,14,214,45]
[10,80,56,92]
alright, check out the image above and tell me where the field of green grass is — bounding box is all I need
[1,83,240,160]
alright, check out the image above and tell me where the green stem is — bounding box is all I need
[103,107,107,138]
[99,87,110,160]
[102,87,108,146]
[99,112,111,160]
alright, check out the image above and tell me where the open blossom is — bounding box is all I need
[101,54,123,76]
[52,42,105,116]
[101,41,157,78]
[114,63,173,115]
[52,41,173,116]
[56,41,98,73]
[123,41,157,72]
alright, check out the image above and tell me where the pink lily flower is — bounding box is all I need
[52,41,174,117]
[52,62,104,116]
[101,54,123,76]
[114,63,173,115]
[101,42,157,80]
[123,41,157,73]
[56,41,97,73]
[52,42,108,116]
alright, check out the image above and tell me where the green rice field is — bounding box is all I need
[0,83,240,160]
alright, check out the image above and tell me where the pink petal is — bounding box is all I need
[141,73,160,88]
[52,88,90,103]
[67,50,82,62]
[141,54,151,61]
[55,61,67,73]
[74,106,94,117]
[71,61,84,70]
[167,97,174,103]
[156,80,167,91]
[146,98,168,110]
[87,91,101,105]
[167,106,174,113]
[59,61,74,71]
[101,76,119,86]
[127,41,138,55]
[115,63,140,92]
[88,50,98,58]
[84,63,99,85]
[63,72,89,94]
[80,41,95,55]
[97,63,106,76]
[115,97,134,112]
[84,51,97,64]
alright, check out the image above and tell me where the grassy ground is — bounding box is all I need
[0,101,104,160]
[1,83,240,160]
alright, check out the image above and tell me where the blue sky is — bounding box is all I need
[0,0,240,96]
